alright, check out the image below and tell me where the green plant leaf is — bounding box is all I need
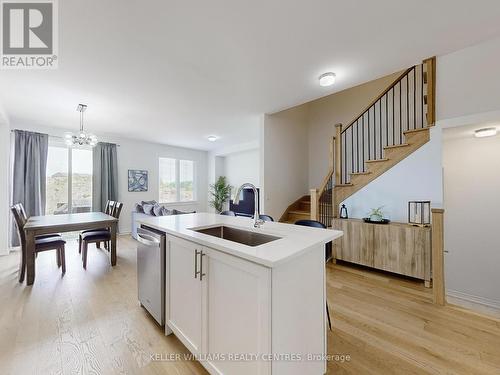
[209,176,233,213]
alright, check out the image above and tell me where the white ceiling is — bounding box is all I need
[2,0,500,151]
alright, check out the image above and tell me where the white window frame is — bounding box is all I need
[158,157,197,204]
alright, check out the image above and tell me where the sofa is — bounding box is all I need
[131,200,195,239]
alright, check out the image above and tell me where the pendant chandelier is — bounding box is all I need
[65,104,97,147]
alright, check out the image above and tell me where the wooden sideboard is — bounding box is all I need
[332,218,431,286]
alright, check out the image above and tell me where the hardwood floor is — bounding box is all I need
[327,262,500,374]
[1,236,499,374]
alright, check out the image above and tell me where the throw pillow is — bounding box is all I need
[161,207,172,216]
[153,203,163,216]
[134,203,144,213]
[142,203,155,215]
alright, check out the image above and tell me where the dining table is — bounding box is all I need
[23,212,118,285]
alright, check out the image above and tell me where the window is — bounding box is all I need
[46,146,69,214]
[71,148,93,213]
[46,144,92,215]
[179,160,194,201]
[159,158,196,203]
[159,158,177,203]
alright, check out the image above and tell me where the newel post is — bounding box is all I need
[310,189,319,221]
[424,57,436,125]
[431,208,445,305]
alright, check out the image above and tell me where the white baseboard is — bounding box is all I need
[447,289,500,311]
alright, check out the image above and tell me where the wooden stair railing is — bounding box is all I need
[310,57,436,225]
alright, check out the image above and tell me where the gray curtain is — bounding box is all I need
[10,130,49,246]
[92,142,118,212]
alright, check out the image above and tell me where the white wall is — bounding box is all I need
[342,127,443,222]
[437,35,500,123]
[0,113,10,255]
[8,123,208,234]
[115,137,208,233]
[223,149,260,191]
[262,106,309,220]
[442,127,500,308]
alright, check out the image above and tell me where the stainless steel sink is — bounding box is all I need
[191,225,281,247]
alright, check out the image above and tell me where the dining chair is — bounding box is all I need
[79,201,123,269]
[294,219,333,331]
[11,203,66,283]
[79,200,116,252]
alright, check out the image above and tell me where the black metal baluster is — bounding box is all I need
[379,100,382,159]
[413,67,416,130]
[399,81,402,144]
[362,118,365,171]
[343,131,347,184]
[385,94,388,147]
[356,122,360,173]
[406,74,409,134]
[421,64,424,128]
[392,87,395,146]
[367,112,370,160]
[351,126,354,178]
[372,107,376,159]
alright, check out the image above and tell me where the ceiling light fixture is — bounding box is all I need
[474,127,497,138]
[207,135,218,142]
[319,72,336,87]
[65,104,97,147]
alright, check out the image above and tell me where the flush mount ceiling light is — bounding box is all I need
[207,135,218,142]
[474,127,497,138]
[318,72,336,87]
[64,104,97,147]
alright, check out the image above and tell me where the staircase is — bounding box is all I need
[280,57,436,227]
[279,195,311,223]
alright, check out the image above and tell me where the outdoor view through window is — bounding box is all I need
[159,158,195,203]
[46,146,93,215]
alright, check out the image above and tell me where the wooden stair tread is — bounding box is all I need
[384,143,409,150]
[403,127,430,135]
[336,183,353,187]
[365,158,389,163]
[288,210,310,215]
[350,171,371,176]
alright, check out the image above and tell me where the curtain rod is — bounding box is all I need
[10,129,120,146]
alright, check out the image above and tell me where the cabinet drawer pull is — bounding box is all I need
[199,251,206,281]
[195,249,201,279]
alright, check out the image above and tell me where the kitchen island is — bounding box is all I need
[138,213,342,375]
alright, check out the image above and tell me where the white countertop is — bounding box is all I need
[137,213,343,268]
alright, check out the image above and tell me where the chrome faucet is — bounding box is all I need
[233,183,264,228]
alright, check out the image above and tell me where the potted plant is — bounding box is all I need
[209,176,232,214]
[364,206,389,224]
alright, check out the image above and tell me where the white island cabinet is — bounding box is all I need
[138,213,342,375]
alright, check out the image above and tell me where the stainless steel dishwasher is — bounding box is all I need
[137,226,165,326]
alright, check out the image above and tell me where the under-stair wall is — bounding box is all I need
[341,126,442,221]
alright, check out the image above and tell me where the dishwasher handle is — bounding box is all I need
[137,233,161,247]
